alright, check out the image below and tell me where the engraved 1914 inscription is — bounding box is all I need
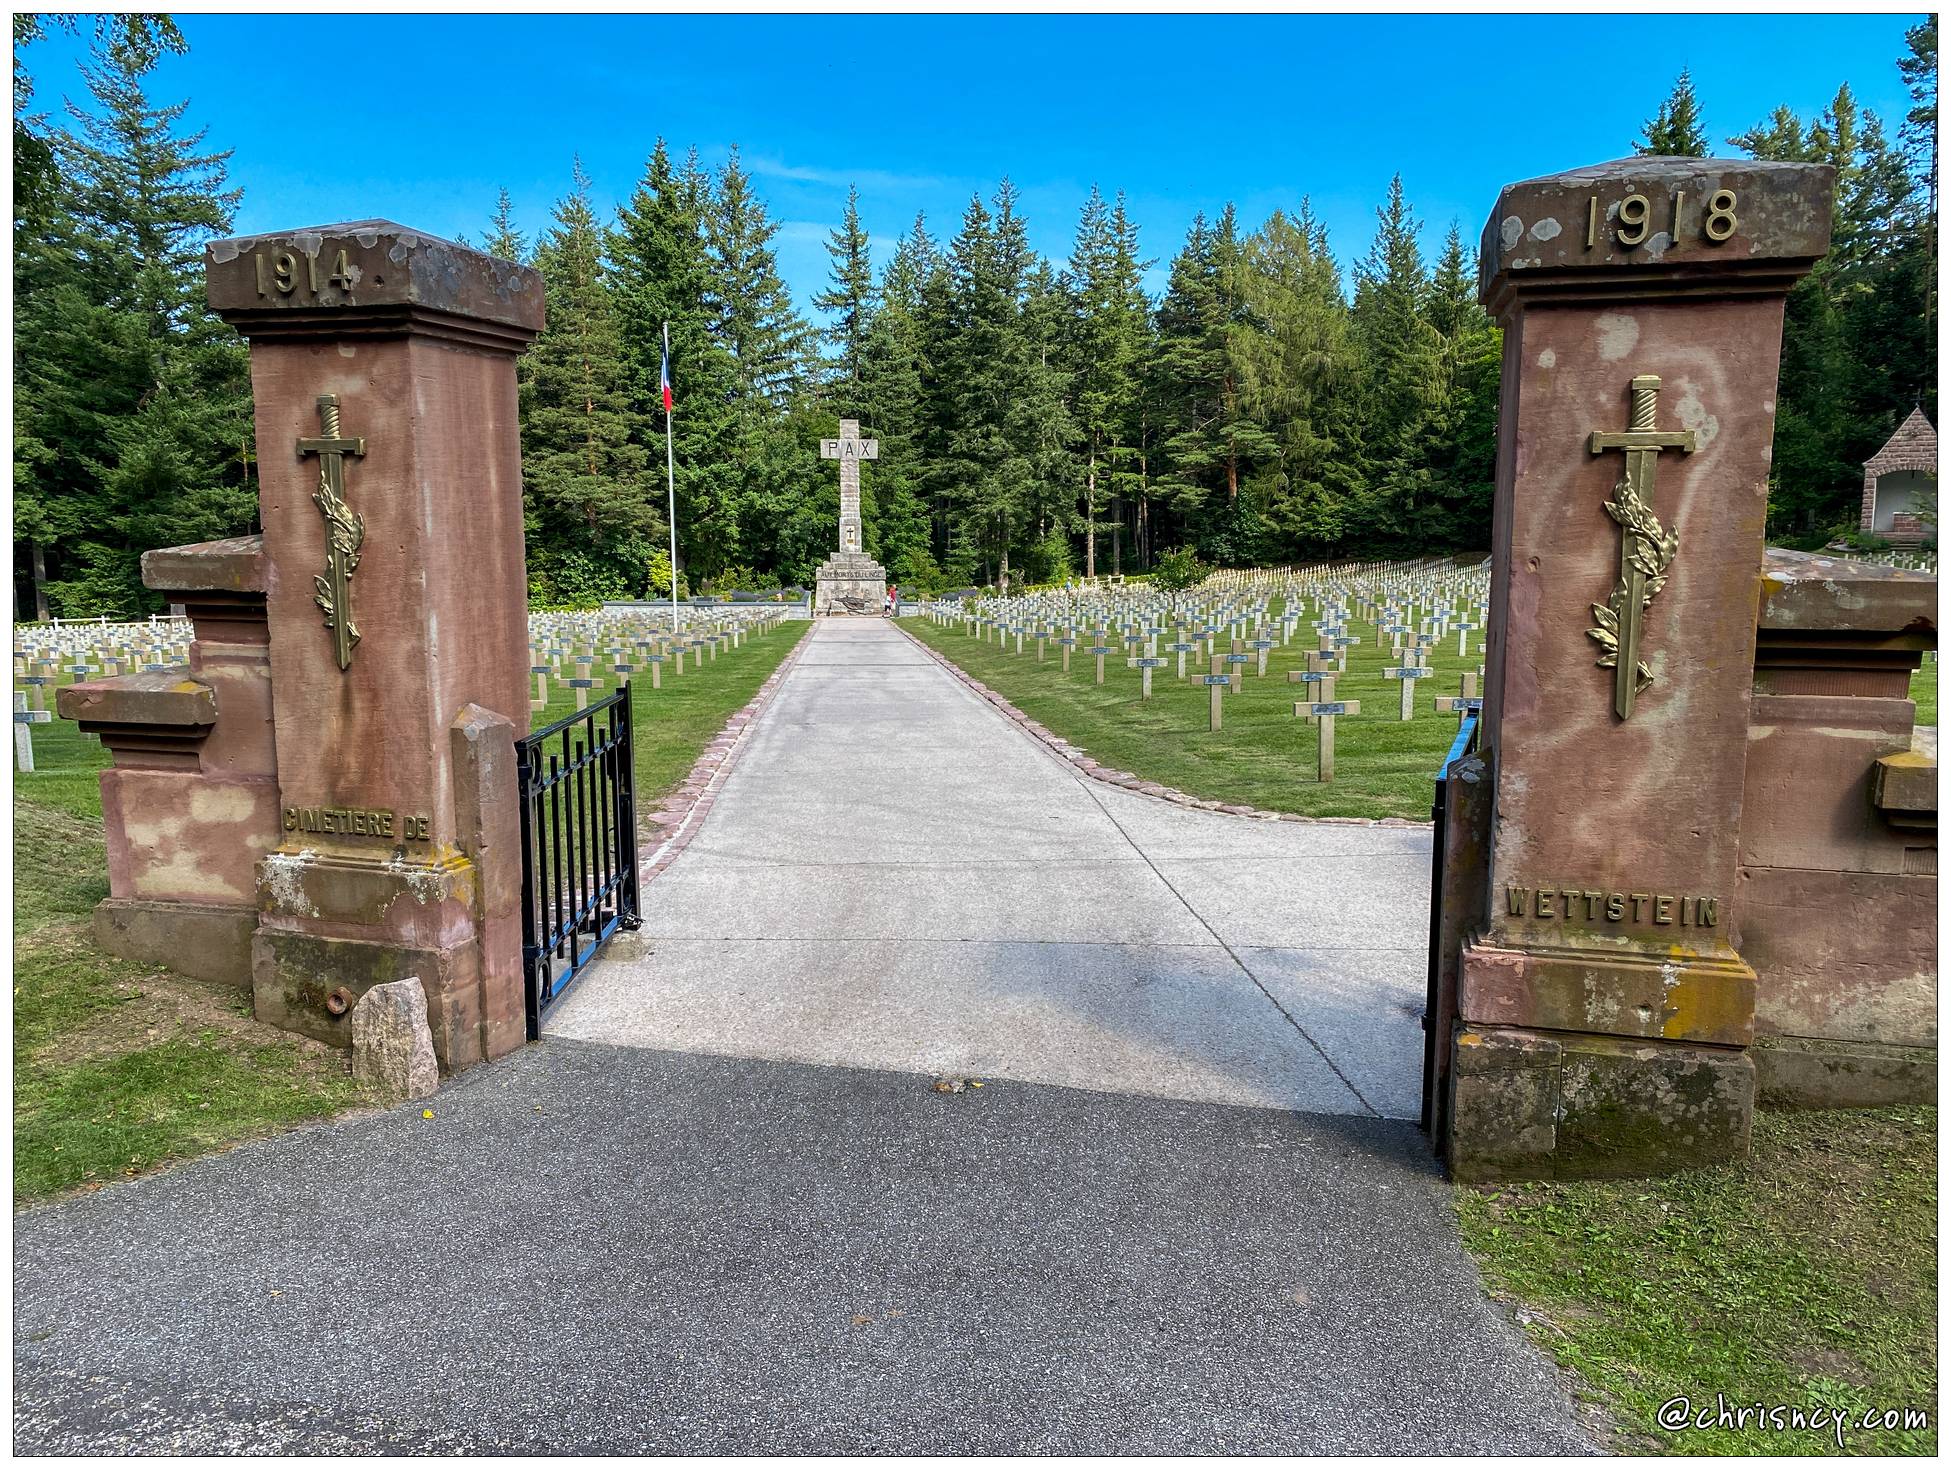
[254,244,357,298]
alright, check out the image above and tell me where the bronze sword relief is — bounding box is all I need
[297,393,367,671]
[1588,373,1694,720]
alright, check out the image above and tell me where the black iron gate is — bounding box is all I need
[1421,710,1480,1149]
[517,684,642,1037]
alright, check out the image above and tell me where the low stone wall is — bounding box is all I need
[58,537,277,989]
[1737,549,1937,1106]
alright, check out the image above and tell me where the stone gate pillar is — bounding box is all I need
[206,222,544,1072]
[1445,158,1835,1180]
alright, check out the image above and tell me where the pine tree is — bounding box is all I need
[16,27,251,616]
[1150,215,1223,535]
[938,189,1012,584]
[813,183,875,417]
[858,214,939,587]
[1151,206,1278,562]
[1103,196,1156,567]
[1014,256,1079,581]
[705,145,816,425]
[1065,187,1149,575]
[612,139,740,582]
[481,187,526,263]
[1735,66,1935,539]
[1234,204,1362,552]
[521,160,658,604]
[1349,175,1445,550]
[1423,221,1500,544]
[1899,16,1937,341]
[1638,69,1709,156]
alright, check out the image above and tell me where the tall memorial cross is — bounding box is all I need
[812,418,888,614]
[819,419,880,556]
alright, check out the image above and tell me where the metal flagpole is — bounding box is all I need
[664,320,679,636]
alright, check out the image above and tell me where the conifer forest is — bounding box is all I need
[12,15,1938,614]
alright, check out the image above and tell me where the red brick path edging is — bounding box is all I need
[637,622,814,884]
[893,619,1428,830]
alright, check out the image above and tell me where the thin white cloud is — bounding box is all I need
[741,152,954,196]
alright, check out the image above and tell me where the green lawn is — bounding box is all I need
[12,786,366,1203]
[1457,1106,1937,1455]
[12,614,808,1203]
[906,602,1477,820]
[1911,656,1936,728]
[910,614,1942,821]
[526,615,808,809]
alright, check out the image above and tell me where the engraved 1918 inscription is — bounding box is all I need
[284,805,431,841]
[1508,884,1719,928]
[1585,186,1739,249]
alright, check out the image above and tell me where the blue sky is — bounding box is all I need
[19,12,1925,318]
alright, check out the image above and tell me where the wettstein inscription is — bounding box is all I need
[1507,884,1719,928]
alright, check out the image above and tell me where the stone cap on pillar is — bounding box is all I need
[1759,548,1938,641]
[58,671,218,770]
[140,535,270,646]
[206,221,544,353]
[141,535,268,598]
[1479,156,1835,317]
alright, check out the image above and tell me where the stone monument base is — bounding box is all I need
[1447,1024,1755,1182]
[815,550,887,615]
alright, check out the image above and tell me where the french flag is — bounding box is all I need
[660,322,674,414]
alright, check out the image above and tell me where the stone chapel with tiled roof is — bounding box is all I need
[1859,406,1937,545]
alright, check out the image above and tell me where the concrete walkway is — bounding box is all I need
[554,617,1433,1118]
[13,618,1596,1453]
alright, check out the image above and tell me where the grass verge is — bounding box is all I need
[13,795,366,1204]
[906,605,1473,820]
[13,618,809,1202]
[528,616,809,809]
[910,617,1940,821]
[1456,1106,1937,1455]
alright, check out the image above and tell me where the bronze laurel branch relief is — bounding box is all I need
[298,394,367,671]
[1588,470,1679,698]
[1587,374,1694,720]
